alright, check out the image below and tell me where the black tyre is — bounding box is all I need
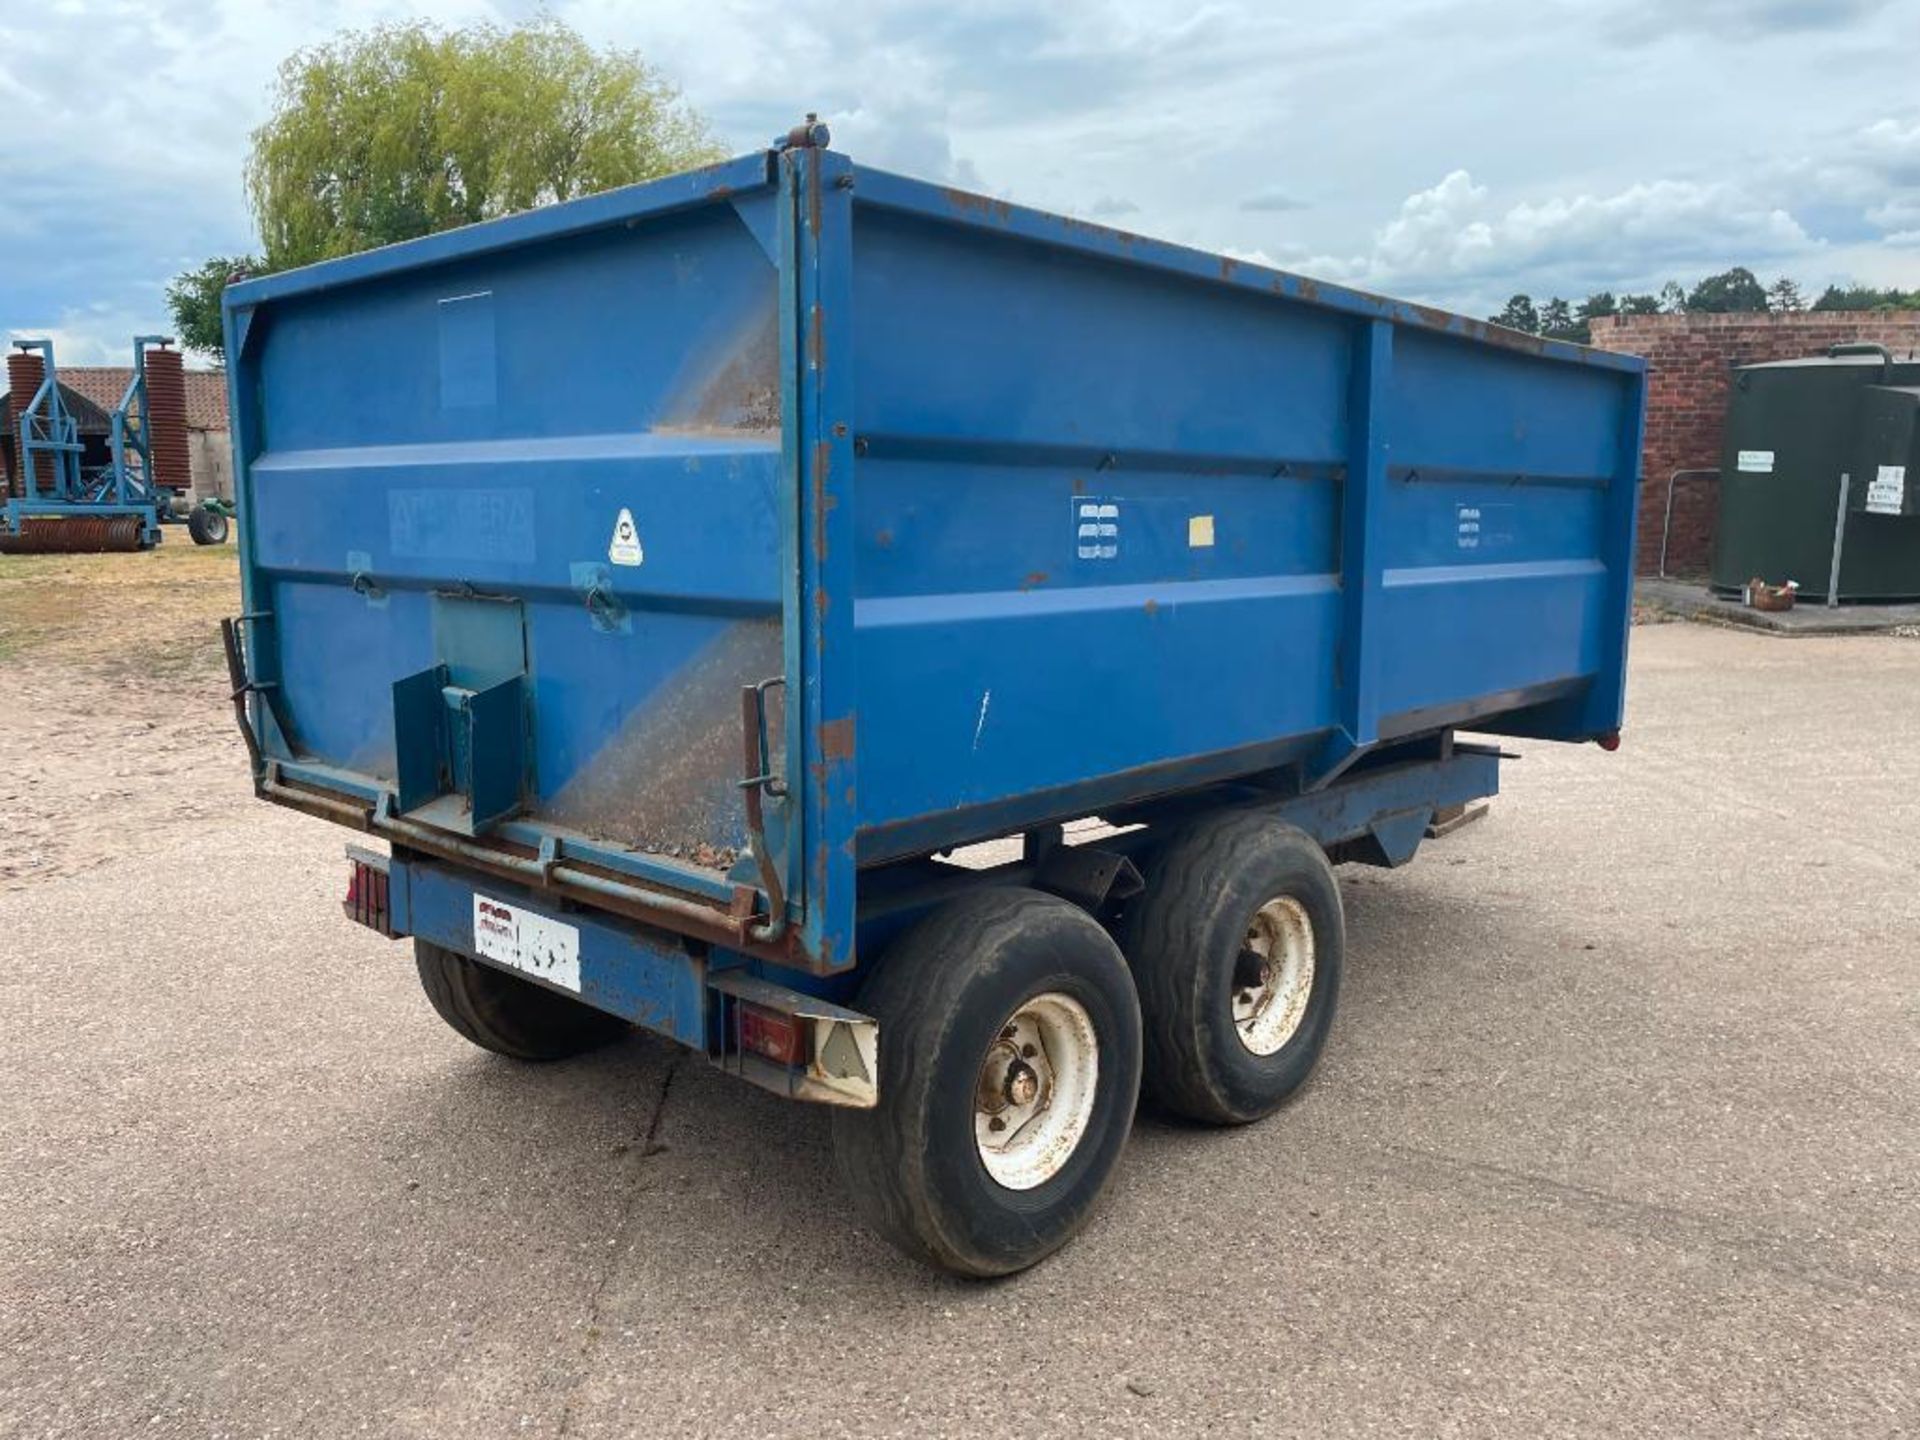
[187,506,228,545]
[831,888,1142,1278]
[1117,814,1343,1125]
[413,939,627,1061]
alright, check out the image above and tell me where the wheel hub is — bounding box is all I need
[973,993,1100,1191]
[1003,1057,1041,1107]
[1232,896,1316,1056]
[976,1041,1041,1115]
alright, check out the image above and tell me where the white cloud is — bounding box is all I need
[7,305,158,366]
[1302,169,1814,309]
[1240,190,1310,214]
[826,96,982,186]
[1868,197,1920,232]
[1,0,1918,348]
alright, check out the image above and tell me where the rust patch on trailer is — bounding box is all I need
[541,618,783,866]
[874,528,894,550]
[820,715,857,763]
[811,445,837,564]
[1143,597,1160,617]
[1022,570,1049,590]
[1410,302,1565,360]
[1060,213,1139,247]
[944,188,1013,225]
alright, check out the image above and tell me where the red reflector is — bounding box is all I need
[341,857,393,936]
[740,1005,807,1067]
[1597,731,1622,752]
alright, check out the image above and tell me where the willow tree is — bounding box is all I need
[171,18,723,355]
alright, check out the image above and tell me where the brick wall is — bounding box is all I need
[1589,311,1920,574]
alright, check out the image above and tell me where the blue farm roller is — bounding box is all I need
[221,125,1646,1274]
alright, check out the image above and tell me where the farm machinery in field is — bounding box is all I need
[1,336,233,554]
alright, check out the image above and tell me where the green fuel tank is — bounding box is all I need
[1711,345,1920,602]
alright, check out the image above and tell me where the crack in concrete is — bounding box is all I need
[556,1052,682,1437]
[1380,1140,1919,1301]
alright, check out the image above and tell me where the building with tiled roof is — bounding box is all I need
[55,367,229,433]
[1,365,233,503]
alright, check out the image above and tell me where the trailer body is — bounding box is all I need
[224,143,1643,1107]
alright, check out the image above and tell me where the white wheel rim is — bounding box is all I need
[1233,896,1316,1056]
[973,992,1100,1191]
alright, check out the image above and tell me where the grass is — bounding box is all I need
[0,542,241,677]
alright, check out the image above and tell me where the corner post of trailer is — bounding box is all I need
[219,300,285,774]
[787,141,860,973]
[1583,360,1648,734]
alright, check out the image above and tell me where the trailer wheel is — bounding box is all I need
[1118,815,1343,1125]
[186,506,228,545]
[413,939,627,1061]
[831,888,1142,1278]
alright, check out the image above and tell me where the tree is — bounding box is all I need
[1618,293,1662,315]
[1685,266,1769,313]
[1537,297,1579,340]
[1491,294,1540,334]
[1659,281,1687,314]
[1766,276,1805,312]
[1812,283,1920,311]
[165,256,260,359]
[1563,291,1618,345]
[171,18,725,358]
[247,18,724,268]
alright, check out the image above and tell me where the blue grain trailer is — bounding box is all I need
[222,124,1644,1276]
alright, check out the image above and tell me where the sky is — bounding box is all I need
[3,0,1919,363]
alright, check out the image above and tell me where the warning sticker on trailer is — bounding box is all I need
[473,895,582,992]
[1737,450,1775,473]
[608,508,644,567]
[1866,465,1907,516]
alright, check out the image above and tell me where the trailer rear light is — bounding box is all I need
[1597,731,1622,752]
[739,1004,808,1067]
[708,972,878,1108]
[342,850,395,937]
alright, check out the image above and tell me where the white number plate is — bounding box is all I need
[472,894,581,992]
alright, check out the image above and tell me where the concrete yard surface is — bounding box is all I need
[1,552,1916,1438]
